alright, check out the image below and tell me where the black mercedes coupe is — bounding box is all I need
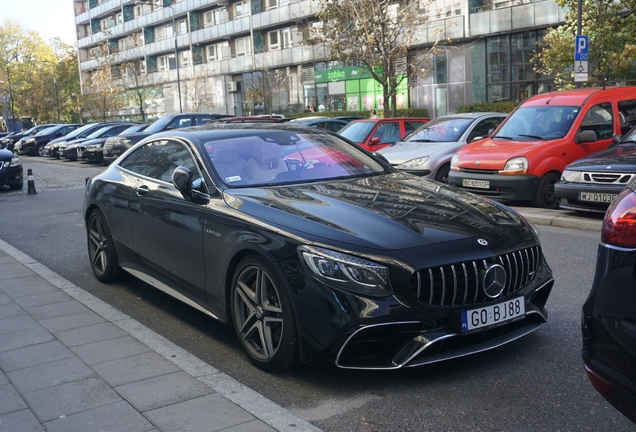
[83,123,554,372]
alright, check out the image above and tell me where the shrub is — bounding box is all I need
[283,108,429,120]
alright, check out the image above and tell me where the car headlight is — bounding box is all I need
[86,145,100,150]
[561,169,583,182]
[299,245,392,297]
[499,156,528,175]
[9,156,21,167]
[25,138,36,143]
[450,153,460,171]
[398,156,429,169]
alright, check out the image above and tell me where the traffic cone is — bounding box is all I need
[27,168,37,195]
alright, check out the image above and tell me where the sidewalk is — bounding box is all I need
[0,208,600,432]
[0,239,321,432]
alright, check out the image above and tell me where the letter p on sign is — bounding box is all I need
[575,36,588,61]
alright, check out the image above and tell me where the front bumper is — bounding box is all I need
[288,247,553,370]
[555,181,625,213]
[15,142,36,155]
[449,171,540,201]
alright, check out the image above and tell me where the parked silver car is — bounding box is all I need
[377,113,507,183]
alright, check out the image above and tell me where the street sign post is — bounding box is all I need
[574,35,589,83]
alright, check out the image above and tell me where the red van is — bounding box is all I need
[449,87,636,208]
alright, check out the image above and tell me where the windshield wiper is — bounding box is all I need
[518,134,546,140]
[408,139,436,142]
[493,135,514,140]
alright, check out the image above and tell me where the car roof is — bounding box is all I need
[351,117,429,122]
[522,87,636,107]
[433,112,507,120]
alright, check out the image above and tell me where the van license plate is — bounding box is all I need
[579,192,616,203]
[461,297,525,332]
[462,179,490,189]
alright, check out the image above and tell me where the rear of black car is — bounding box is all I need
[582,181,636,424]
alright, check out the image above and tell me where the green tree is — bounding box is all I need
[82,39,124,122]
[316,0,440,117]
[534,0,636,88]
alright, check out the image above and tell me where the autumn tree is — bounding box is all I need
[533,0,636,88]
[82,38,124,121]
[182,67,220,112]
[316,0,439,117]
[243,54,289,115]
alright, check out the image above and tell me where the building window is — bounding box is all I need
[100,16,116,31]
[180,50,191,67]
[234,1,248,18]
[206,44,218,61]
[434,51,447,84]
[177,19,187,35]
[140,59,147,74]
[267,0,277,9]
[236,36,251,56]
[157,54,174,71]
[155,24,173,40]
[268,30,279,50]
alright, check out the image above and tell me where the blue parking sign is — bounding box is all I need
[575,36,588,61]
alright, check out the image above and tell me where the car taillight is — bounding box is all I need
[602,188,636,248]
[584,364,613,396]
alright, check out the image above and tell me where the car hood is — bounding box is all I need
[456,138,539,170]
[378,141,464,164]
[223,172,534,251]
[80,138,107,147]
[566,144,636,171]
[0,148,15,161]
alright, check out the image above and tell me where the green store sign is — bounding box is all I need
[314,66,374,83]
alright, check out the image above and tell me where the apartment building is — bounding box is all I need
[73,0,566,120]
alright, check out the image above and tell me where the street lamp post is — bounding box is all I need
[72,93,83,124]
[136,1,182,113]
[53,77,60,123]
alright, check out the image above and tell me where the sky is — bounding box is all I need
[3,0,78,46]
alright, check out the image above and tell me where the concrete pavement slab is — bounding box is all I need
[12,290,73,309]
[71,336,152,365]
[1,277,59,296]
[91,352,182,387]
[0,409,45,432]
[52,321,128,347]
[23,300,91,321]
[0,383,28,416]
[0,341,75,372]
[7,357,96,394]
[0,303,25,320]
[43,401,156,432]
[38,310,106,333]
[0,326,55,352]
[0,314,40,334]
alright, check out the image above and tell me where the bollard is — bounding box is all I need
[27,168,37,195]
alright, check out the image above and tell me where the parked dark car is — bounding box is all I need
[377,113,507,184]
[582,181,636,424]
[84,123,553,372]
[60,123,137,161]
[14,124,82,156]
[0,148,23,190]
[76,123,140,164]
[555,126,636,213]
[289,117,348,132]
[338,118,430,151]
[44,122,120,158]
[102,113,233,164]
[207,117,283,124]
[0,124,58,151]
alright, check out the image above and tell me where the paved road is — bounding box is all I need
[1,158,632,431]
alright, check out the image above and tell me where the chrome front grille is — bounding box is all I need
[583,172,635,184]
[411,246,541,306]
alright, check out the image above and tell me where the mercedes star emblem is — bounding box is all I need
[483,264,507,298]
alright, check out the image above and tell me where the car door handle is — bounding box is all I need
[136,185,149,196]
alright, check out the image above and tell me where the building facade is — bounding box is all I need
[73,0,566,120]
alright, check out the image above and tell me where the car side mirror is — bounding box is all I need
[370,136,381,145]
[609,134,622,148]
[172,166,210,204]
[575,130,597,144]
[372,152,390,166]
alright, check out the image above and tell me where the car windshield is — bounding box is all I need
[203,129,387,187]
[87,126,114,139]
[145,116,175,133]
[403,117,474,143]
[35,127,58,136]
[494,106,580,141]
[338,122,376,143]
[63,124,100,139]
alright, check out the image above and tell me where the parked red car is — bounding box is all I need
[338,118,430,151]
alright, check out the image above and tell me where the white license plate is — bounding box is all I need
[579,192,616,203]
[462,179,490,189]
[461,297,525,332]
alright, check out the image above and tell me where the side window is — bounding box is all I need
[327,122,342,132]
[119,142,153,176]
[580,103,613,139]
[195,116,213,125]
[373,122,401,144]
[617,99,636,135]
[405,122,423,135]
[145,140,200,184]
[468,118,503,142]
[169,117,193,129]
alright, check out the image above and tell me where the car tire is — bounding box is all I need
[532,172,559,209]
[37,144,46,157]
[435,163,451,184]
[87,209,126,283]
[230,255,300,372]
